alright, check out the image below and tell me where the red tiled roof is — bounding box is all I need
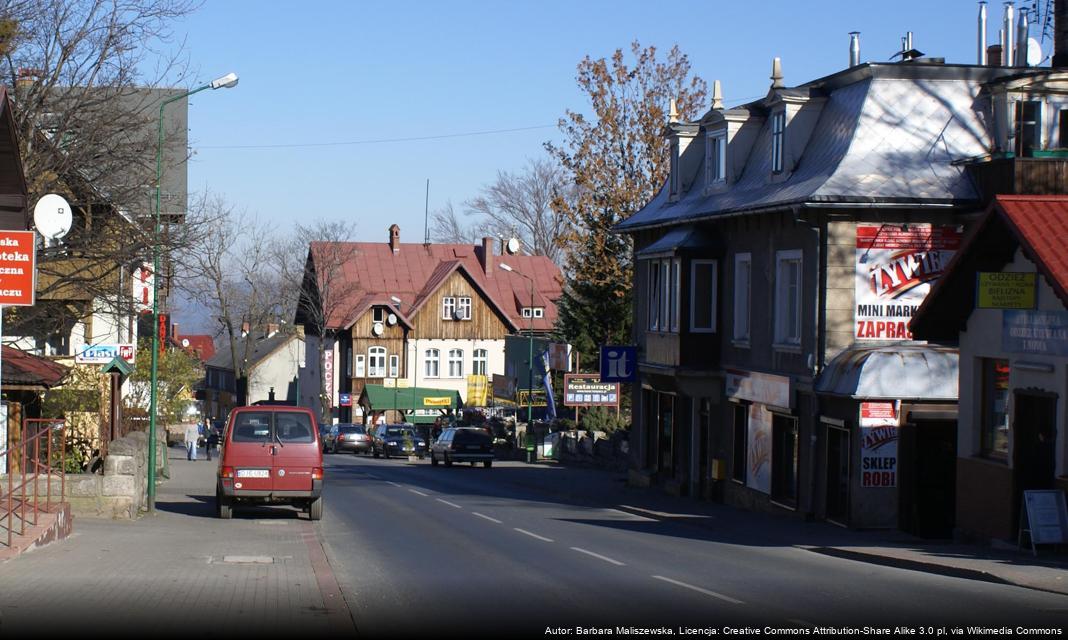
[2,346,68,388]
[175,335,216,361]
[311,236,563,332]
[996,195,1068,303]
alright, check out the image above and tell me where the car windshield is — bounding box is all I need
[339,426,363,434]
[454,429,491,444]
[386,427,413,437]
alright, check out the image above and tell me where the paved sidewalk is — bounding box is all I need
[496,457,1068,597]
[0,447,354,636]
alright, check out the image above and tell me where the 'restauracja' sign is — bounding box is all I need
[854,224,961,341]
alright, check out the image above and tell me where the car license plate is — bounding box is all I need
[236,469,269,478]
[466,445,481,450]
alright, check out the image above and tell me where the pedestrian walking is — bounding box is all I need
[184,422,199,461]
[206,426,220,461]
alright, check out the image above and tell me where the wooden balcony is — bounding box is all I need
[968,154,1068,202]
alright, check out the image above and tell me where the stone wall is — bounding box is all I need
[64,428,166,519]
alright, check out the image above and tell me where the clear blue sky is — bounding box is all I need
[172,1,1033,243]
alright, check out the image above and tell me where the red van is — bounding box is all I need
[215,406,324,520]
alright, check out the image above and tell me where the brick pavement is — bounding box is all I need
[0,447,354,637]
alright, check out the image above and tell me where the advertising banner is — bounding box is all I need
[492,374,517,401]
[746,404,772,494]
[563,374,619,407]
[0,230,36,307]
[75,343,136,364]
[860,402,899,487]
[725,369,791,409]
[977,272,1037,309]
[855,224,961,341]
[1003,310,1068,357]
[466,374,489,406]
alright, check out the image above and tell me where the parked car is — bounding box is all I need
[332,423,372,454]
[372,424,427,459]
[430,427,494,468]
[215,406,324,520]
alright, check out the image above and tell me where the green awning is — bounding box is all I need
[357,384,462,414]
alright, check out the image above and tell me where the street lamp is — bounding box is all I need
[499,262,536,463]
[148,72,238,513]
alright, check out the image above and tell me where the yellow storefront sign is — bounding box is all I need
[977,272,1037,309]
[423,396,453,407]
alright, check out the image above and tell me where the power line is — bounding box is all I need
[197,124,559,150]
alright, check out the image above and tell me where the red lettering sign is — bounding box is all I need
[0,231,36,306]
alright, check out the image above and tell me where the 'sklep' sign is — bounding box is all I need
[859,402,898,488]
[0,231,36,306]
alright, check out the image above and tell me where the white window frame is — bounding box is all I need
[733,253,752,345]
[447,348,464,378]
[372,307,385,323]
[367,347,387,377]
[354,354,366,378]
[648,260,661,331]
[388,354,399,378]
[705,131,726,185]
[533,308,544,318]
[522,308,533,318]
[473,349,488,376]
[690,259,717,333]
[442,297,456,320]
[425,349,440,378]
[771,110,786,174]
[457,296,472,320]
[774,249,803,348]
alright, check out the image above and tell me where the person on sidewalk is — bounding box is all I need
[184,423,199,461]
[206,426,220,461]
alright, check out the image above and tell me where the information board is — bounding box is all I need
[1021,490,1068,554]
[977,272,1037,309]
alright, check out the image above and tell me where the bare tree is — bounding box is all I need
[430,201,477,245]
[465,158,571,266]
[287,221,362,422]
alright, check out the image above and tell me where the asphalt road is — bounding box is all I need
[317,453,1068,637]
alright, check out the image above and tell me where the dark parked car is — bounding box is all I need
[320,424,338,452]
[430,427,494,468]
[372,424,427,459]
[332,424,372,454]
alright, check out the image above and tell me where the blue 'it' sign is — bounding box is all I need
[600,346,637,383]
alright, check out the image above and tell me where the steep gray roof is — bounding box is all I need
[205,331,296,372]
[618,63,1012,232]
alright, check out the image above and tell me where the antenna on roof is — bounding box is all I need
[423,178,430,245]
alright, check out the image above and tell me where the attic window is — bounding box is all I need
[771,111,786,174]
[373,307,385,323]
[522,308,544,319]
[706,131,726,184]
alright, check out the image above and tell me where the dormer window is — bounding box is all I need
[522,307,544,319]
[669,139,680,198]
[771,111,786,174]
[705,131,726,185]
[372,307,385,323]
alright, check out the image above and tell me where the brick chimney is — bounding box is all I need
[170,322,179,339]
[389,224,400,253]
[480,237,494,277]
[987,44,1003,67]
[267,323,279,337]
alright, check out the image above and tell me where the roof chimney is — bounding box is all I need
[267,323,279,337]
[979,2,988,65]
[241,322,250,337]
[1016,7,1029,66]
[988,43,1003,66]
[480,237,494,277]
[849,32,861,67]
[388,224,400,253]
[1055,0,1068,66]
[1004,2,1015,66]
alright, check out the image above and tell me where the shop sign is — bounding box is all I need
[339,393,352,407]
[492,374,517,401]
[466,375,488,406]
[746,404,772,495]
[0,230,36,307]
[423,396,453,407]
[516,389,548,407]
[563,374,619,407]
[977,272,1036,309]
[549,343,572,372]
[75,343,136,365]
[725,369,791,409]
[855,224,961,341]
[1002,310,1068,357]
[599,345,637,383]
[860,402,898,488]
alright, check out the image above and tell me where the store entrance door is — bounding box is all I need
[1013,392,1057,530]
[899,420,957,538]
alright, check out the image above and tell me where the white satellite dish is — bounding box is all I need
[1027,37,1042,67]
[34,193,72,240]
[452,309,465,321]
[506,237,520,255]
[372,322,384,336]
[386,313,398,326]
[181,338,190,348]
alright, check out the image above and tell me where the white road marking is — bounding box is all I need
[651,575,744,604]
[436,498,463,509]
[472,512,502,524]
[408,489,429,497]
[514,528,554,542]
[618,504,711,519]
[570,547,625,566]
[387,481,402,487]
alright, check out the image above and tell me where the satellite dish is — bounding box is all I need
[506,237,520,255]
[372,322,384,336]
[1027,37,1042,67]
[34,193,72,240]
[181,338,190,348]
[387,313,398,326]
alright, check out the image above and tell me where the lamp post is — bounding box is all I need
[499,262,536,463]
[148,72,238,513]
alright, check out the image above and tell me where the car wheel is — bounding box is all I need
[309,496,323,521]
[217,490,232,520]
[483,460,492,468]
[431,452,438,466]
[444,453,453,468]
